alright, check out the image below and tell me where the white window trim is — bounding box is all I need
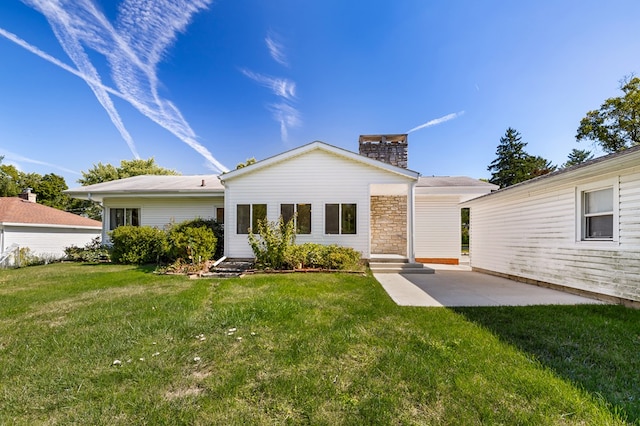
[108,207,141,231]
[324,203,358,235]
[575,178,619,244]
[280,203,312,235]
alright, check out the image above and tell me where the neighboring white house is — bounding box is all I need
[65,174,225,243]
[0,192,102,261]
[463,145,640,305]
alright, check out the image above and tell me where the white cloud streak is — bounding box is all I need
[1,149,81,175]
[240,69,296,100]
[3,0,229,173]
[269,102,301,142]
[266,31,288,67]
[241,32,301,143]
[406,111,465,134]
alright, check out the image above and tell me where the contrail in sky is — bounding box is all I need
[1,0,229,173]
[1,149,81,175]
[407,111,465,134]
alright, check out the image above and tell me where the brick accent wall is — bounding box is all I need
[370,195,407,256]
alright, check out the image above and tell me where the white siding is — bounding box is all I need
[468,168,640,302]
[415,195,461,261]
[103,197,223,241]
[223,149,413,258]
[3,225,100,259]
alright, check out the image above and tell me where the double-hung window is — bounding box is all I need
[236,204,267,234]
[325,203,357,235]
[109,208,140,230]
[281,204,311,234]
[578,181,618,242]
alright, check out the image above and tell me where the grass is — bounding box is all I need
[0,263,638,425]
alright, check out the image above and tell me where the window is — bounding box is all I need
[236,204,267,234]
[109,208,140,230]
[583,187,614,240]
[281,203,311,234]
[216,207,224,224]
[325,203,357,235]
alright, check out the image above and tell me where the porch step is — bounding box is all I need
[369,261,435,274]
[205,258,255,278]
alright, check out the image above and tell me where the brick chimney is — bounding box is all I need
[358,134,408,168]
[19,188,37,203]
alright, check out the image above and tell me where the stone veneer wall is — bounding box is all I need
[370,195,407,256]
[359,141,408,169]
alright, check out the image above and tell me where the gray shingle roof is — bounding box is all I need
[66,174,224,194]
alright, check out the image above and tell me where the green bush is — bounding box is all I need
[169,218,224,259]
[110,226,168,265]
[286,243,361,270]
[64,237,110,262]
[167,222,217,264]
[248,217,296,269]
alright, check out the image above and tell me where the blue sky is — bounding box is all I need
[1,1,639,186]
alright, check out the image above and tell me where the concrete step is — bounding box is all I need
[369,262,435,274]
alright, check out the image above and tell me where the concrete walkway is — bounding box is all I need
[374,264,605,307]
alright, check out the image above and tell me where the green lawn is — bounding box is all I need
[0,263,638,425]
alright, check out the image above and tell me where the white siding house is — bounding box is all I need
[464,145,640,304]
[220,141,419,259]
[0,196,101,261]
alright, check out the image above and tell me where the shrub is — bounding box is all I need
[248,217,296,269]
[167,222,217,264]
[64,237,110,262]
[286,243,361,270]
[168,218,224,259]
[110,226,168,265]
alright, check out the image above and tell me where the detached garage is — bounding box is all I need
[0,192,101,263]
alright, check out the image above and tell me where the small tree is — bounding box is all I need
[248,217,296,269]
[563,148,594,168]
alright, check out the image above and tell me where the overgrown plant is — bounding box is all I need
[64,237,110,262]
[248,217,296,269]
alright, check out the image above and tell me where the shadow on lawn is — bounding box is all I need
[453,304,640,424]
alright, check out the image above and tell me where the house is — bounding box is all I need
[66,136,496,263]
[64,174,225,243]
[463,144,640,305]
[0,190,102,262]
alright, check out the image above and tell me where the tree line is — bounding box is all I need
[489,75,640,188]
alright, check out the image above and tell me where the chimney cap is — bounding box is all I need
[359,134,407,143]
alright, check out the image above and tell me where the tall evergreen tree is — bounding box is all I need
[488,128,555,188]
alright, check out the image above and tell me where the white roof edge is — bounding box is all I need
[220,141,420,181]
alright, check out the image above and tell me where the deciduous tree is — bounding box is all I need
[576,76,640,153]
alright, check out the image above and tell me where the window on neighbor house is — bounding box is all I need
[236,204,267,234]
[216,207,224,224]
[325,203,357,235]
[109,208,140,230]
[281,203,311,234]
[582,187,614,240]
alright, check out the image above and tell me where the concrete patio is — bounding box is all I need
[374,263,606,307]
